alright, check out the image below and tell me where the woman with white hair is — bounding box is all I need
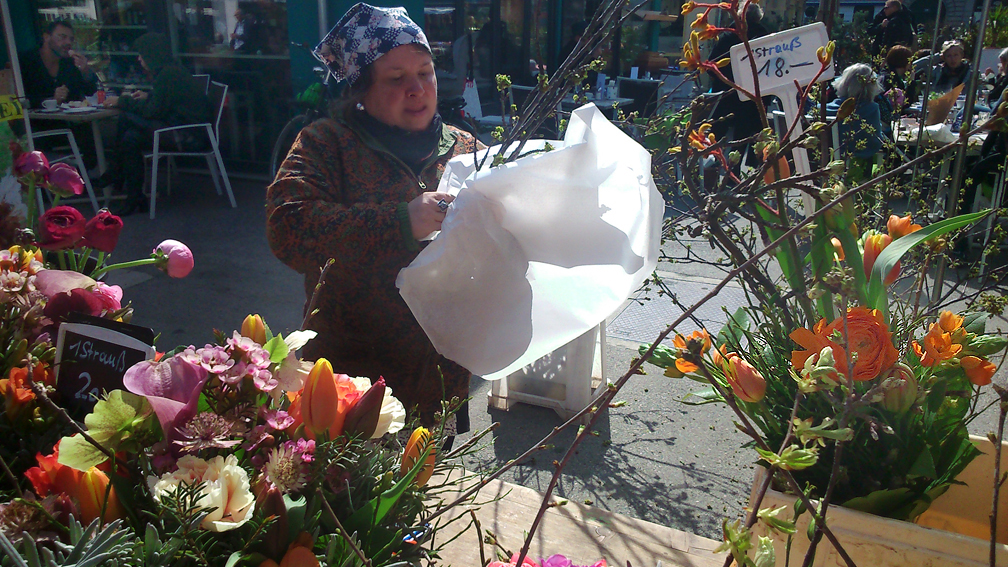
[985,47,1008,107]
[826,63,886,161]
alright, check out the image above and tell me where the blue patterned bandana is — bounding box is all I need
[316,3,430,86]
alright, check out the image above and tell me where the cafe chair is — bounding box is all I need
[144,80,236,219]
[30,129,101,214]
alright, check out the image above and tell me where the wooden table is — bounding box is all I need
[28,107,120,174]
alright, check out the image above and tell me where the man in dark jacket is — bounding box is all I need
[870,0,915,56]
[99,33,212,215]
[19,20,97,109]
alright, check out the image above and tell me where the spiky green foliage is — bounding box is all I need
[0,517,138,567]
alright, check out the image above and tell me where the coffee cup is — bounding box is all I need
[42,99,58,110]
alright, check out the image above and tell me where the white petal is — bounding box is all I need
[283,330,317,351]
[372,391,407,438]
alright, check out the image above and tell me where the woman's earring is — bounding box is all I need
[356,102,365,111]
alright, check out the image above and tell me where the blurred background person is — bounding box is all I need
[931,40,971,94]
[870,0,915,56]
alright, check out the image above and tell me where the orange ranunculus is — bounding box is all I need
[819,307,899,381]
[887,214,922,239]
[960,355,996,386]
[863,232,900,285]
[938,310,963,333]
[0,363,54,419]
[241,314,268,345]
[401,427,436,488]
[724,353,766,402]
[831,237,845,261]
[24,441,123,524]
[299,359,362,440]
[673,330,712,373]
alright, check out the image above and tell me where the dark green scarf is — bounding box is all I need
[357,109,443,175]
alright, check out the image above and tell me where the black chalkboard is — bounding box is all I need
[55,321,156,419]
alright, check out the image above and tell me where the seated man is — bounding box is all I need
[99,33,211,216]
[18,20,99,168]
[20,20,97,108]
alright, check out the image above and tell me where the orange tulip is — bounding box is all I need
[961,355,996,386]
[260,533,319,567]
[241,314,268,345]
[401,427,436,488]
[863,232,899,285]
[831,237,845,261]
[763,152,791,184]
[724,354,766,403]
[886,214,922,239]
[25,441,122,524]
[299,359,361,440]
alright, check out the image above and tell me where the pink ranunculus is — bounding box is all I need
[123,355,208,444]
[154,239,194,278]
[45,163,85,197]
[91,281,123,312]
[81,210,124,253]
[13,151,49,179]
[37,206,86,250]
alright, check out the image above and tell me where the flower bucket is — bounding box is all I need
[750,435,1008,566]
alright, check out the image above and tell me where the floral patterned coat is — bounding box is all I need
[266,113,480,425]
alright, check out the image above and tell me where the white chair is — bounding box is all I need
[144,80,236,219]
[30,129,101,214]
[193,74,210,94]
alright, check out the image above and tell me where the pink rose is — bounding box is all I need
[46,163,85,197]
[154,239,194,278]
[91,282,123,312]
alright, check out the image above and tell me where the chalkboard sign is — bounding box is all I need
[55,321,156,419]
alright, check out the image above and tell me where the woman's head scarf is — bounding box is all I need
[315,3,430,86]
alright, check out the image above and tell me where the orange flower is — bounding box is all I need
[673,330,712,373]
[961,356,996,386]
[887,214,922,239]
[24,441,123,524]
[863,232,900,285]
[260,532,319,567]
[299,359,361,440]
[0,363,54,419]
[912,327,962,367]
[724,353,766,402]
[831,237,845,261]
[241,314,268,345]
[401,427,437,488]
[687,123,717,152]
[938,310,963,333]
[792,307,898,382]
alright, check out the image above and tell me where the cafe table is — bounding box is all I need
[28,106,121,175]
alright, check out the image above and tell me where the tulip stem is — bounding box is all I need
[89,257,157,280]
[57,250,67,270]
[25,178,38,233]
[0,453,22,498]
[316,487,372,567]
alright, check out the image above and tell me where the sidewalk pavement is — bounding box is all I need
[101,171,1006,549]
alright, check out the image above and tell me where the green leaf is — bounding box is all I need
[682,387,725,405]
[756,445,818,471]
[638,344,678,369]
[225,552,242,567]
[834,229,868,305]
[58,390,151,471]
[907,448,938,479]
[717,307,751,349]
[753,536,776,567]
[264,336,290,365]
[868,210,989,312]
[344,443,432,536]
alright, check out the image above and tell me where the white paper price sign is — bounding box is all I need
[728,22,834,198]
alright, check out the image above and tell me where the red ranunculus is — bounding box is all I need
[81,210,124,252]
[43,288,105,320]
[13,150,49,179]
[37,206,86,250]
[46,163,85,197]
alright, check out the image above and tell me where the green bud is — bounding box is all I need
[967,334,1008,356]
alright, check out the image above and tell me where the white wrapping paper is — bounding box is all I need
[396,104,664,379]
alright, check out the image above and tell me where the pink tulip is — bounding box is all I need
[46,163,85,197]
[154,239,194,278]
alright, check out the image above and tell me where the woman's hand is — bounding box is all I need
[407,192,453,239]
[131,91,149,101]
[103,95,119,108]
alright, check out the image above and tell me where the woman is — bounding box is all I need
[827,64,886,161]
[98,33,211,215]
[930,40,971,95]
[986,47,1008,108]
[880,44,918,107]
[266,4,481,435]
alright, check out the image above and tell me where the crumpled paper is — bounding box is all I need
[396,104,664,379]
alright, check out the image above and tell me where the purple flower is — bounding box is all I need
[14,151,49,180]
[289,438,315,462]
[123,355,208,443]
[194,344,235,374]
[251,367,277,392]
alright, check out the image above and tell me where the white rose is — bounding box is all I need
[350,377,372,393]
[197,455,255,532]
[373,388,406,439]
[148,455,210,498]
